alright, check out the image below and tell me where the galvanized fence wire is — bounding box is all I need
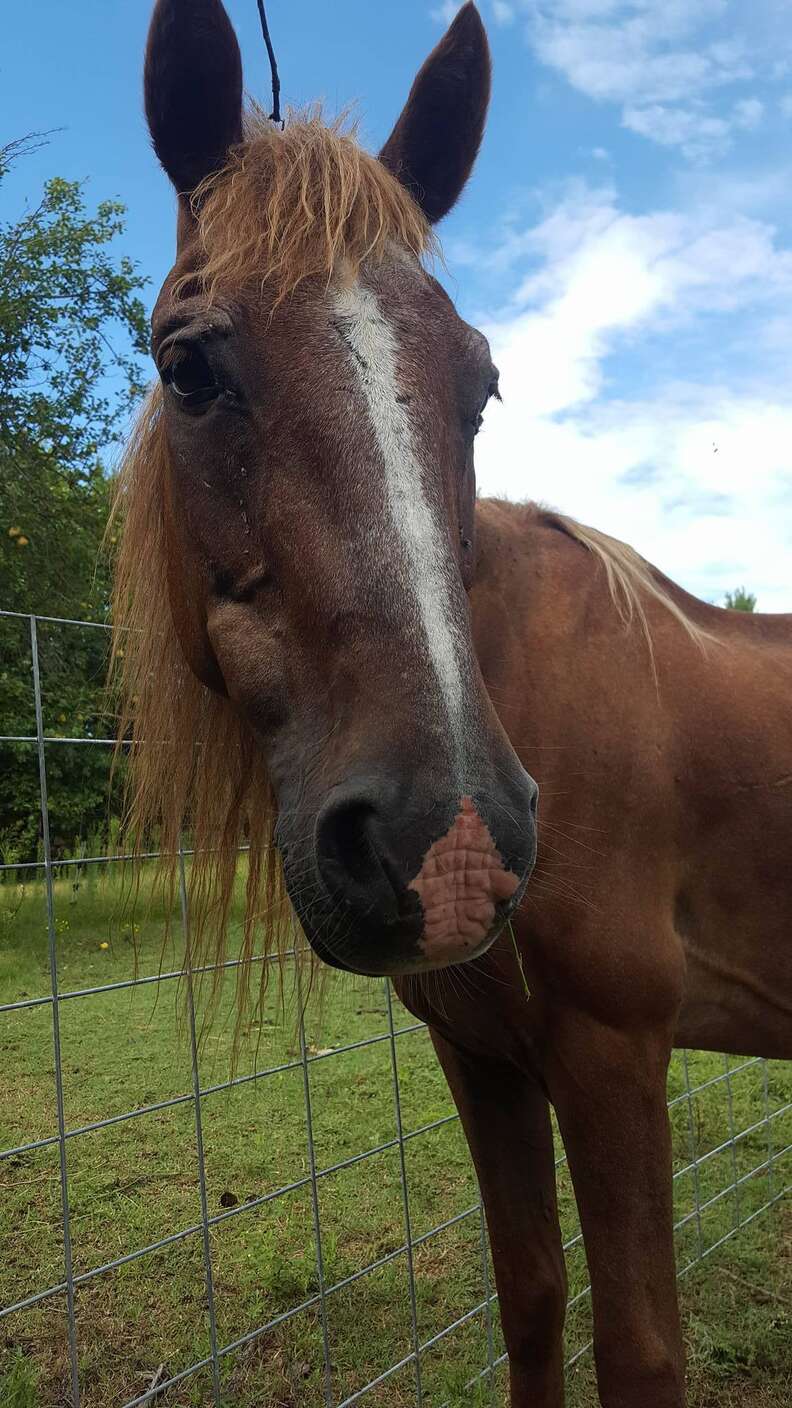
[0,606,790,1407]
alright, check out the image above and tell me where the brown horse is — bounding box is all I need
[115,3,792,1404]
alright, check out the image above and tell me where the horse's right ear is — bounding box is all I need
[144,0,243,196]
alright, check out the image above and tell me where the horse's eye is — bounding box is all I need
[163,346,219,408]
[468,374,501,437]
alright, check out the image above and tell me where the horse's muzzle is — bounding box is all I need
[291,773,537,975]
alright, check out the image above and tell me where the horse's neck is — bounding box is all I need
[470,498,596,675]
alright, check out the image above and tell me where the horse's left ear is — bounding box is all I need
[379,3,491,224]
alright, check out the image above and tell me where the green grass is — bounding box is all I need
[0,866,789,1407]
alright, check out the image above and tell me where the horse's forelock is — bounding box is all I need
[176,107,436,307]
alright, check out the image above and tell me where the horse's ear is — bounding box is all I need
[144,0,244,196]
[379,3,491,224]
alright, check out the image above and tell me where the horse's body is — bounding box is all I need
[394,499,792,1406]
[121,4,792,1404]
[453,499,792,1064]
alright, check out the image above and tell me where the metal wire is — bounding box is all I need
[1,609,789,1405]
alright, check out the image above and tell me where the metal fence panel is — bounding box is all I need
[0,607,789,1405]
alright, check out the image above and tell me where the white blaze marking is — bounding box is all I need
[332,280,464,745]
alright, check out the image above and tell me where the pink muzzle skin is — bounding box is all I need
[408,795,521,966]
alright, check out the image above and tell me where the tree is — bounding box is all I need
[724,587,757,612]
[0,137,148,858]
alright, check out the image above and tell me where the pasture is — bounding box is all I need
[1,862,789,1408]
[3,4,792,1404]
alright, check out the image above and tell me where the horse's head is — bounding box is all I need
[136,0,537,977]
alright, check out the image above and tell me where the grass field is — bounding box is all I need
[0,863,790,1408]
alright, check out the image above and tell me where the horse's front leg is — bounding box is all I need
[429,1029,568,1408]
[544,1010,685,1408]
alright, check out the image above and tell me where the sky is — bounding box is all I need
[4,0,792,610]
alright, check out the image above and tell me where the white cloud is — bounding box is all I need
[473,185,792,610]
[513,2,789,160]
[430,1,463,24]
[499,184,792,321]
[733,96,764,128]
[621,105,731,161]
[621,96,764,161]
[433,1,516,28]
[527,1,746,105]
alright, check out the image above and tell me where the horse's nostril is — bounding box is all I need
[315,794,401,920]
[324,800,376,885]
[528,782,539,818]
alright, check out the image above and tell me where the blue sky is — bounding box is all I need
[4,1,792,608]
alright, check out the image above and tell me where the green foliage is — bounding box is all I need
[724,586,757,612]
[0,1351,39,1408]
[0,137,147,858]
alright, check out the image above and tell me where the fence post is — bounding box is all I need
[297,962,335,1407]
[178,847,223,1405]
[30,614,81,1408]
[385,981,424,1408]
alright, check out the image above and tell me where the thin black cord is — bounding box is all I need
[255,0,283,126]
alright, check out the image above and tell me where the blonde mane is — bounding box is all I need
[111,391,293,1036]
[181,107,435,305]
[544,508,714,658]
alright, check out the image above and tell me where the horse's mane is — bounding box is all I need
[111,393,292,1034]
[181,107,434,305]
[540,507,714,655]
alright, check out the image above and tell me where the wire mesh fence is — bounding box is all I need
[0,607,790,1407]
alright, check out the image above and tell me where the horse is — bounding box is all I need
[114,3,792,1404]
